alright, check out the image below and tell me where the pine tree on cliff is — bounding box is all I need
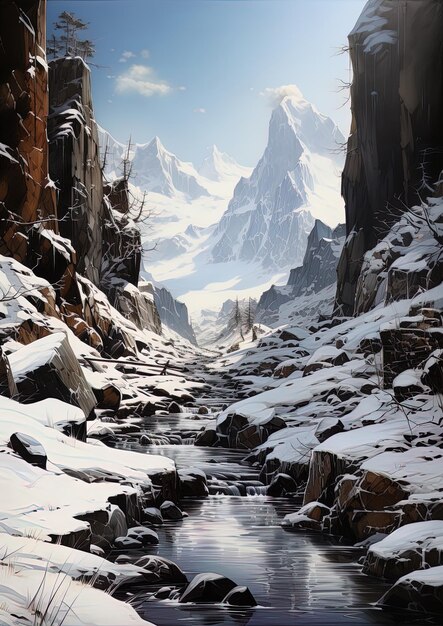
[51,12,93,60]
[77,40,96,61]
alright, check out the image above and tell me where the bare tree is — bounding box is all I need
[120,137,134,183]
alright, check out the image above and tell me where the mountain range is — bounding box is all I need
[99,87,345,341]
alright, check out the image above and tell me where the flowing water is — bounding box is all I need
[115,413,437,626]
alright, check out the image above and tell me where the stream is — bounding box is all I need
[112,403,436,626]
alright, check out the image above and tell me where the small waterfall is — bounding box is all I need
[211,484,242,496]
[246,485,267,496]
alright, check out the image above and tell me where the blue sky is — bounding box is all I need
[47,0,366,166]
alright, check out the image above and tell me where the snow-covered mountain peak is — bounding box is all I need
[271,94,344,158]
[199,143,251,183]
[210,90,345,270]
[145,135,165,154]
[99,127,209,200]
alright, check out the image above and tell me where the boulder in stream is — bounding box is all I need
[222,585,257,607]
[135,555,188,583]
[179,572,237,603]
[178,467,209,498]
[267,473,297,496]
[142,506,163,526]
[161,500,185,520]
[126,526,159,545]
[194,428,217,446]
[168,401,183,414]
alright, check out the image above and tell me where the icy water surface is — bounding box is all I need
[116,414,437,626]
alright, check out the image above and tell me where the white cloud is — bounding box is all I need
[193,108,206,114]
[140,49,150,59]
[178,86,187,91]
[260,84,306,106]
[119,50,136,63]
[116,64,172,97]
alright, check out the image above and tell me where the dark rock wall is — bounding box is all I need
[256,221,345,322]
[0,0,57,261]
[287,221,345,296]
[336,0,443,315]
[48,57,104,286]
[151,285,197,345]
[101,179,141,295]
[101,180,162,335]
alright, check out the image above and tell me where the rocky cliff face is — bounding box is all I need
[101,178,141,295]
[0,0,57,261]
[336,0,443,315]
[47,59,162,335]
[101,179,162,335]
[256,220,345,325]
[151,284,197,345]
[48,57,104,286]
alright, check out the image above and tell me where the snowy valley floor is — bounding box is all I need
[1,290,443,625]
[0,243,442,624]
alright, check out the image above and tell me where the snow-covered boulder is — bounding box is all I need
[135,554,187,584]
[178,467,209,498]
[364,521,443,580]
[282,501,330,531]
[9,432,47,469]
[126,526,159,545]
[379,565,443,615]
[6,332,97,420]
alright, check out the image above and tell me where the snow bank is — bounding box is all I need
[0,563,154,626]
[367,521,443,562]
[0,394,174,539]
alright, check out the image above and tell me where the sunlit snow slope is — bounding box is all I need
[100,88,344,322]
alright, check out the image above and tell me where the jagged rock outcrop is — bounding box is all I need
[336,0,443,315]
[256,220,345,324]
[0,0,57,262]
[48,57,104,286]
[353,200,443,314]
[101,178,141,292]
[288,222,345,294]
[151,284,197,345]
[99,180,161,335]
[6,332,97,419]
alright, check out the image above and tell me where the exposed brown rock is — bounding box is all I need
[0,0,57,264]
[350,510,400,541]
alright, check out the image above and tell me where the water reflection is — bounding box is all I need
[116,414,439,626]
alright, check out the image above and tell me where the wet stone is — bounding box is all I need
[179,572,237,604]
